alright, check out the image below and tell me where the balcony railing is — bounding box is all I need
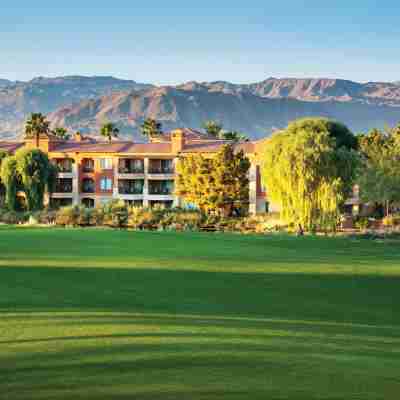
[82,166,94,173]
[148,166,174,174]
[57,165,73,173]
[118,166,144,174]
[54,159,73,173]
[148,187,173,195]
[119,187,144,195]
[55,184,73,193]
[55,179,73,193]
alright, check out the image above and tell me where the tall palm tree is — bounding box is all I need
[53,127,70,140]
[203,121,223,138]
[100,122,119,143]
[25,113,50,144]
[140,118,162,139]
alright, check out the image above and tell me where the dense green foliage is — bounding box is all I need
[176,144,250,215]
[262,118,359,231]
[0,228,399,399]
[0,148,57,211]
[0,156,18,210]
[203,120,248,142]
[52,127,70,140]
[0,150,8,207]
[24,112,50,138]
[100,122,119,143]
[140,118,163,139]
[357,126,400,214]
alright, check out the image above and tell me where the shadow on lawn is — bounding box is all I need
[0,266,399,327]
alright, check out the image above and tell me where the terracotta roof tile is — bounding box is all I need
[182,141,255,154]
[52,140,172,154]
[157,128,219,142]
[0,141,25,154]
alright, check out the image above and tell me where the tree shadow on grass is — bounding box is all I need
[0,266,399,327]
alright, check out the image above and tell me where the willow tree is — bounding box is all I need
[262,118,358,231]
[0,150,10,207]
[0,156,18,210]
[176,144,250,216]
[0,149,57,211]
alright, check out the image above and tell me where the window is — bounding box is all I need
[82,178,95,193]
[100,177,112,191]
[100,158,113,170]
[83,158,94,172]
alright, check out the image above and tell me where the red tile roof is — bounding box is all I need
[52,140,172,154]
[156,128,219,142]
[182,141,255,154]
[0,136,255,156]
[0,141,25,154]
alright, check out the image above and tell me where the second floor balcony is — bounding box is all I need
[53,158,73,173]
[148,180,174,195]
[55,178,73,193]
[118,158,144,174]
[148,159,174,174]
[118,179,144,195]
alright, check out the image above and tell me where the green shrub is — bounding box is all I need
[128,207,160,229]
[0,209,23,224]
[56,206,80,226]
[354,217,370,231]
[103,200,128,228]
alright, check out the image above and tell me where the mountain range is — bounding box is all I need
[0,76,399,140]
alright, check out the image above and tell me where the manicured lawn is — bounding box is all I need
[0,227,399,399]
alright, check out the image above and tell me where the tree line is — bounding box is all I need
[262,118,400,232]
[1,113,399,232]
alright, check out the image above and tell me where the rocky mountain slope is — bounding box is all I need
[1,76,399,139]
[0,76,152,138]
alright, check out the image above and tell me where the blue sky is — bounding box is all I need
[1,0,399,84]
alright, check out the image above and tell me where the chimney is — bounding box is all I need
[171,129,185,153]
[74,131,83,142]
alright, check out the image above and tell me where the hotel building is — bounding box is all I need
[0,128,268,214]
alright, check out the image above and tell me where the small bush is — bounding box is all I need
[103,200,129,228]
[0,209,22,224]
[55,206,80,226]
[354,217,370,231]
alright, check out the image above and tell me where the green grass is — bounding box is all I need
[0,227,399,399]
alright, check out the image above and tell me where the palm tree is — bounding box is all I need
[53,127,70,140]
[203,121,223,138]
[25,113,50,143]
[100,122,119,143]
[140,118,162,139]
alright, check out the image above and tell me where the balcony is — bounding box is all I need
[53,158,73,173]
[118,159,144,174]
[118,179,144,195]
[81,178,95,193]
[148,159,174,174]
[82,158,94,173]
[148,180,174,195]
[55,178,73,193]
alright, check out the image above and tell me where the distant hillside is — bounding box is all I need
[49,84,400,140]
[0,76,153,138]
[195,78,400,106]
[0,76,399,139]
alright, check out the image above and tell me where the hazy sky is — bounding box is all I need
[1,0,399,84]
